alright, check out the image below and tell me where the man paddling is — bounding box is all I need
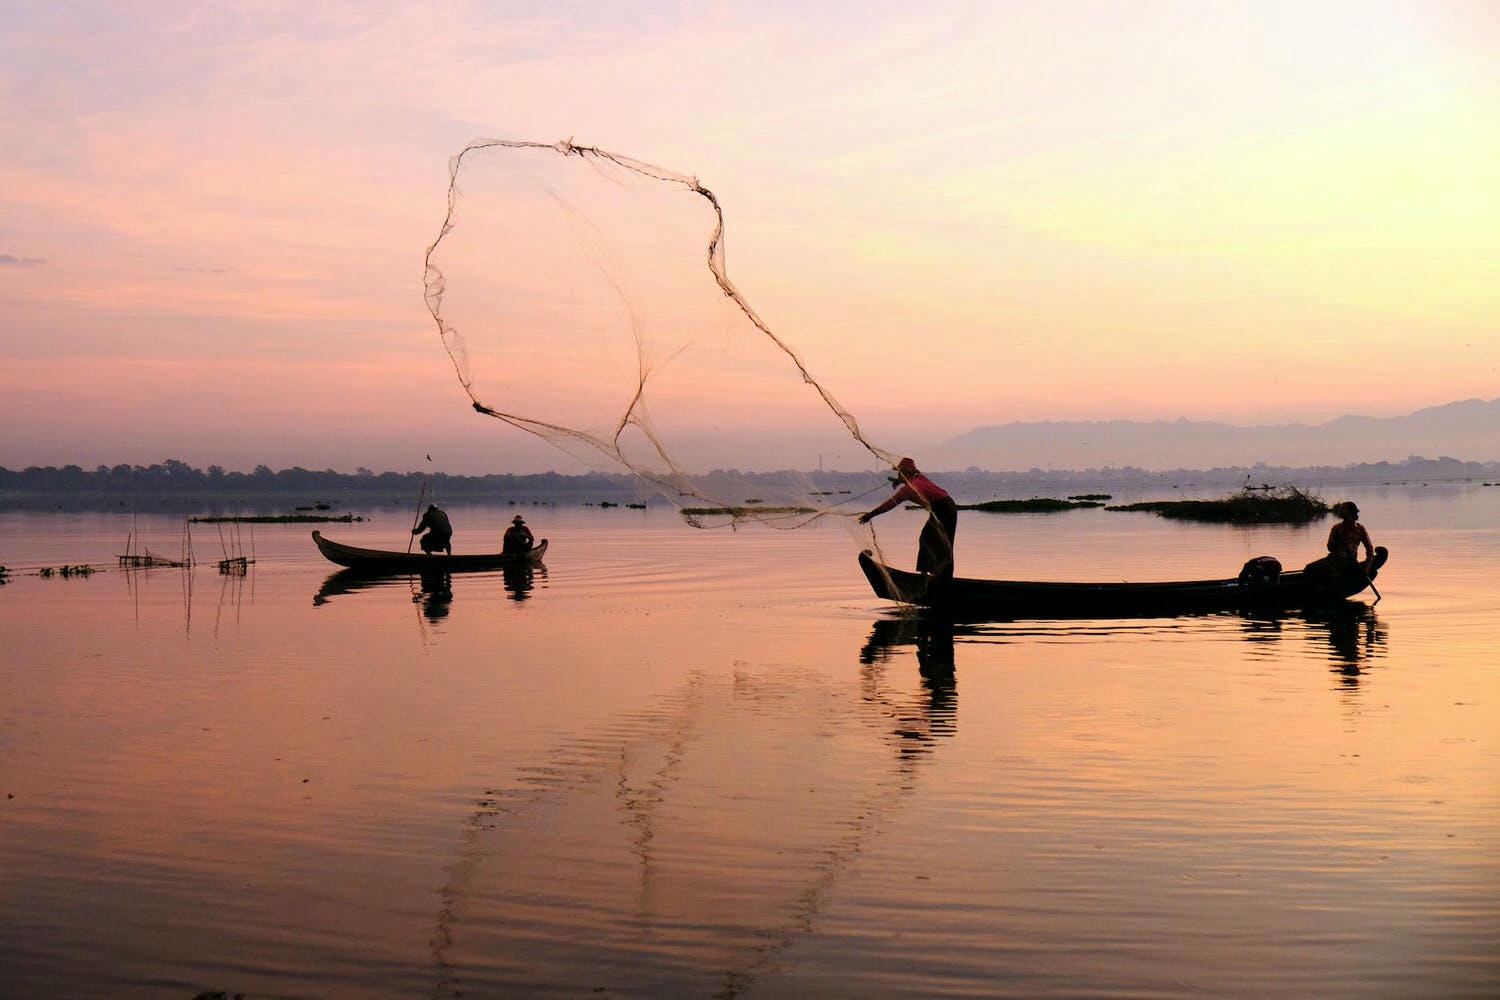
[859,457,957,584]
[412,504,453,555]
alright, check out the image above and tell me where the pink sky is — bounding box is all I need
[2,1,1497,475]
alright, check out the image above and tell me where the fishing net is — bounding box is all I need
[422,139,907,529]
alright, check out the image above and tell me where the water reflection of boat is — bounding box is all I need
[315,569,396,605]
[313,564,544,607]
[868,603,1388,684]
[859,546,1388,617]
[311,531,547,572]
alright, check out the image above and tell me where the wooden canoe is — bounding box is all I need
[311,531,547,572]
[859,546,1387,617]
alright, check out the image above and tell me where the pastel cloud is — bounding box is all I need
[1,1,1497,473]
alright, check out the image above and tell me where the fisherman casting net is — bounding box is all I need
[422,140,911,520]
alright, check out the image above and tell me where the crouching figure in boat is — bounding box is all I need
[412,504,453,555]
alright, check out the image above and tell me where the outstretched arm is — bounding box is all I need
[859,496,897,524]
[861,482,918,523]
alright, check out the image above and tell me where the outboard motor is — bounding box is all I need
[1238,555,1282,587]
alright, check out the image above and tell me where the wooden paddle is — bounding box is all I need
[406,475,430,554]
[1363,566,1381,604]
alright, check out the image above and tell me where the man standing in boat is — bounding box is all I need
[859,457,957,584]
[412,504,453,555]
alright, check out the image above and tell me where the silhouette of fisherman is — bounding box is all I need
[1325,500,1376,574]
[859,458,957,585]
[412,504,453,555]
[502,514,534,556]
[1303,499,1384,596]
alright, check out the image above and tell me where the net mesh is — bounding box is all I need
[421,140,905,521]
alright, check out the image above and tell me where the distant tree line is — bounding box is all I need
[2,454,1497,502]
[0,459,639,498]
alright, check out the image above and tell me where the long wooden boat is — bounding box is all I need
[859,546,1387,617]
[311,531,547,572]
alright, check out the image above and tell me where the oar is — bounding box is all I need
[406,477,429,554]
[1362,561,1382,605]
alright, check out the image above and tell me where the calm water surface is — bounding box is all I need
[2,486,1497,998]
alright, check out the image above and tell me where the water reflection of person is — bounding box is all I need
[911,620,956,746]
[501,562,535,602]
[1238,605,1387,683]
[860,615,958,753]
[1305,604,1387,684]
[912,618,955,678]
[419,569,453,621]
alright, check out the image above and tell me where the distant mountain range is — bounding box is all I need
[929,398,1500,472]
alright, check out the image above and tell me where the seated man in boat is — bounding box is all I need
[1325,500,1376,573]
[858,457,957,584]
[1303,499,1376,583]
[502,514,534,556]
[412,504,453,555]
[1332,500,1374,569]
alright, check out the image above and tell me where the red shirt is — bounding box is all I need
[888,473,951,507]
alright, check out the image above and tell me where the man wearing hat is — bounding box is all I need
[859,457,957,583]
[502,513,535,556]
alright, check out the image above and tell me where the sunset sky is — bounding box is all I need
[2,1,1496,475]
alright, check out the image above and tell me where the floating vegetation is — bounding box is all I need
[1107,486,1328,524]
[1068,493,1112,501]
[961,498,1105,513]
[39,565,95,578]
[0,565,9,584]
[190,513,362,524]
